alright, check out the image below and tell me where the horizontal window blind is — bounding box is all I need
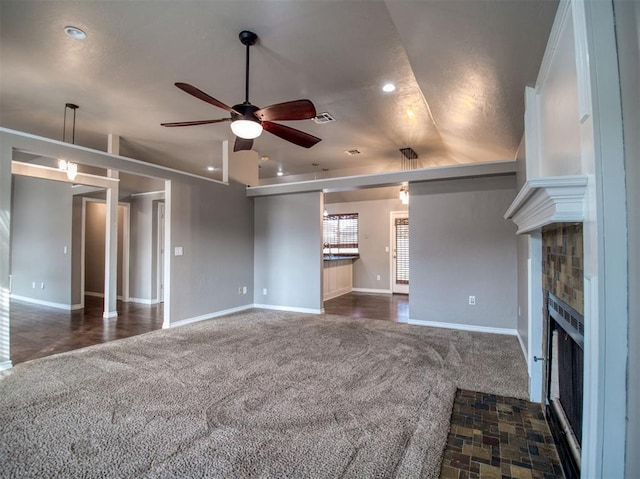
[395,217,409,284]
[323,213,358,251]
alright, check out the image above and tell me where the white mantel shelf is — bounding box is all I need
[504,176,588,234]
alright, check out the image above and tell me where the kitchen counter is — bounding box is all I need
[323,258,354,300]
[323,255,359,261]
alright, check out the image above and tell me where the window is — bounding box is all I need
[323,213,358,254]
[394,217,409,284]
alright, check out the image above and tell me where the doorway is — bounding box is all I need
[81,198,130,305]
[391,212,409,294]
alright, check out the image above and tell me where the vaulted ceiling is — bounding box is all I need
[0,0,557,182]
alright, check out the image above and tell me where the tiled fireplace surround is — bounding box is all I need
[542,224,584,317]
[541,223,584,479]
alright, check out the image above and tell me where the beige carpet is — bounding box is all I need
[0,310,527,478]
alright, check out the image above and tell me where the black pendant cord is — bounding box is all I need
[245,43,250,104]
[62,103,79,144]
[63,105,68,143]
[71,106,76,144]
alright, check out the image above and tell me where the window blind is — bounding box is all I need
[323,213,359,252]
[395,217,409,284]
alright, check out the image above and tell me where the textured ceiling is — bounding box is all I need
[0,0,557,182]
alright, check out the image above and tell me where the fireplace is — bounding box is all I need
[546,293,583,479]
[504,179,588,478]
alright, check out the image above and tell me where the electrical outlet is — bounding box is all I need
[32,282,36,289]
[242,286,247,295]
[263,288,268,295]
[376,274,381,281]
[41,282,45,290]
[469,296,476,305]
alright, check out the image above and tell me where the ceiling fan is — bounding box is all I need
[161,30,321,152]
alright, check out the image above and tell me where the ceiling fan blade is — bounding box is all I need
[161,118,231,127]
[255,100,317,122]
[262,121,321,148]
[233,137,254,152]
[175,83,240,115]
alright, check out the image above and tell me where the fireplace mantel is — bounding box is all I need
[504,176,588,234]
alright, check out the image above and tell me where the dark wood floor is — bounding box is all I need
[324,291,409,322]
[10,296,164,365]
[10,292,405,365]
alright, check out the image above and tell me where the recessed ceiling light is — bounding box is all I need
[382,83,396,93]
[277,171,284,177]
[207,166,215,171]
[260,155,269,162]
[64,26,87,40]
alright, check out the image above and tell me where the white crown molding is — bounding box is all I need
[504,175,588,234]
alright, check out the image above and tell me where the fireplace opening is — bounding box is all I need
[546,293,583,479]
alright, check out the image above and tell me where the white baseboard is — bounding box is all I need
[10,294,73,311]
[169,304,254,328]
[253,304,323,315]
[103,311,118,319]
[323,287,352,301]
[516,330,528,362]
[407,318,517,336]
[0,360,13,371]
[128,297,159,305]
[71,303,84,311]
[85,292,127,301]
[352,288,392,294]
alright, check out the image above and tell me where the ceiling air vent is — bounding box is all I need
[345,149,361,156]
[313,112,335,124]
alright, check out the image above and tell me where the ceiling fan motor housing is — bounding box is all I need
[232,103,261,123]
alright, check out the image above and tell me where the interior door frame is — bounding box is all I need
[390,211,409,294]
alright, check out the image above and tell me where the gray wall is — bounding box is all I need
[614,0,640,476]
[169,179,254,322]
[129,193,163,302]
[325,197,407,291]
[84,201,106,294]
[10,176,73,305]
[409,175,518,330]
[254,192,322,311]
[84,201,125,297]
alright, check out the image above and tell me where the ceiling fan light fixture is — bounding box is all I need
[230,119,263,139]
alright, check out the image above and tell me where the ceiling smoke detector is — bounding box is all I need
[313,112,335,124]
[345,149,361,156]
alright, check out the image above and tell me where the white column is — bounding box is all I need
[104,134,120,318]
[103,170,119,318]
[107,134,120,156]
[222,140,229,183]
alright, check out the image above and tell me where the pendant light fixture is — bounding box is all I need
[398,147,418,205]
[59,103,79,180]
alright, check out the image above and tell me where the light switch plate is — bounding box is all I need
[174,246,184,256]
